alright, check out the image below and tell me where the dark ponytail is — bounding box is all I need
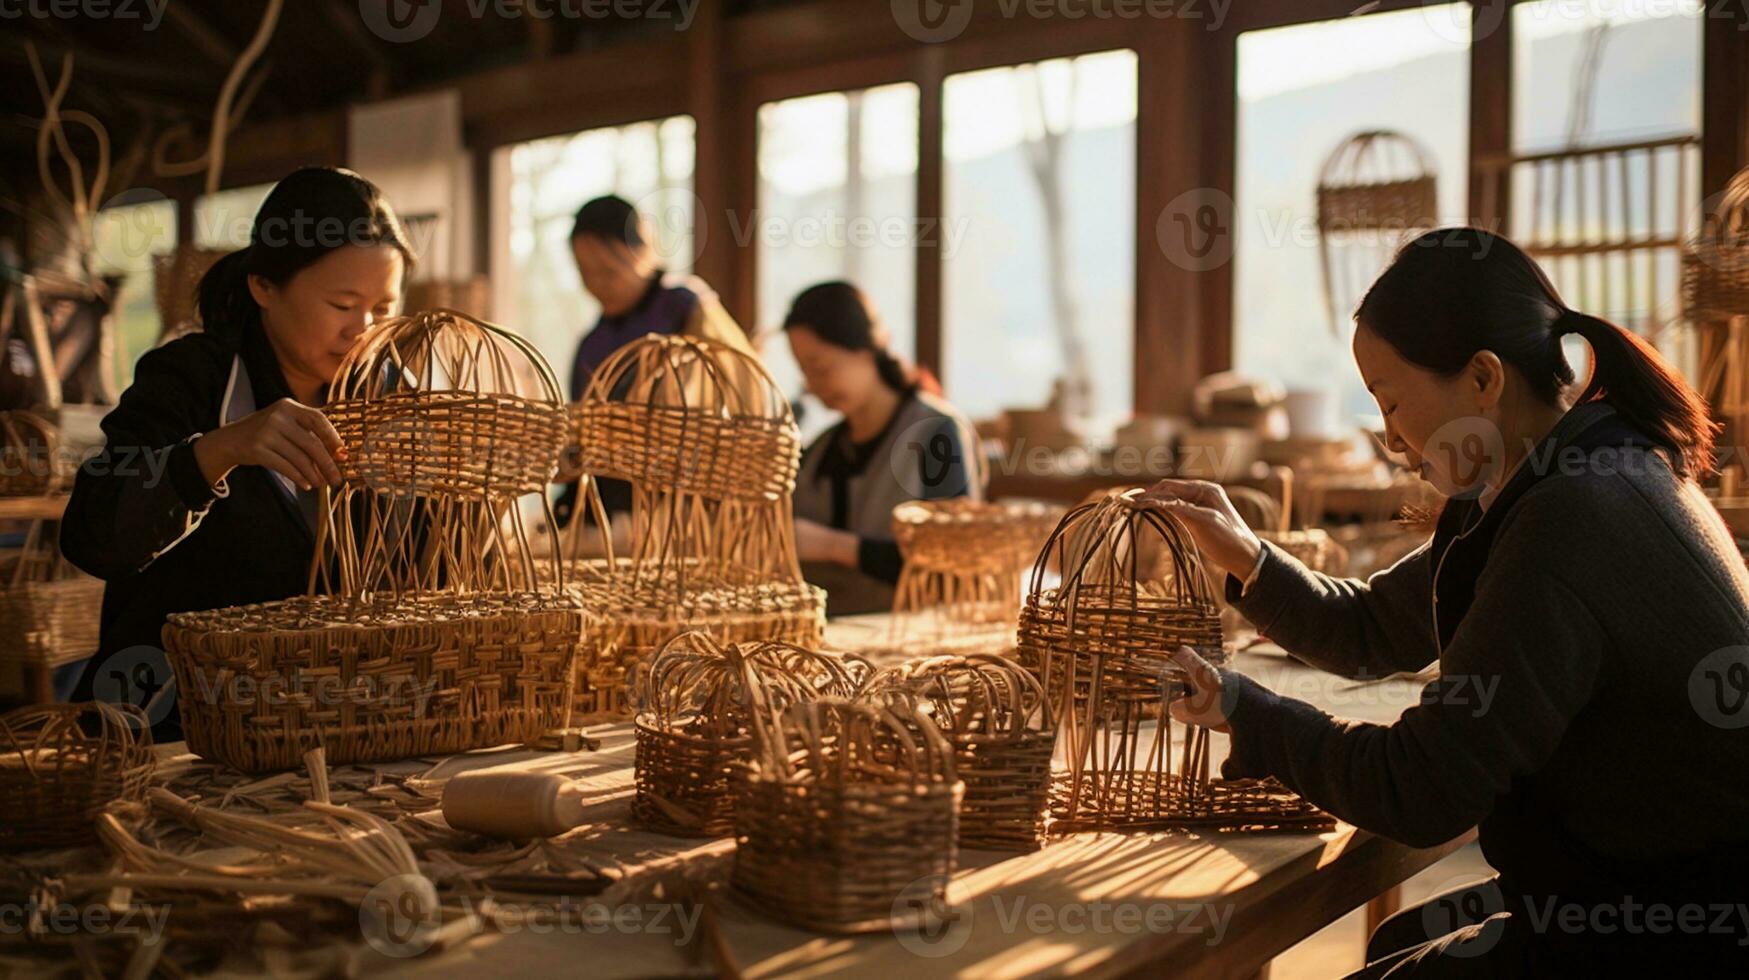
[783,280,933,396]
[1357,227,1717,482]
[195,167,414,346]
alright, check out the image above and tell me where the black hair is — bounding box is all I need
[569,195,648,249]
[195,167,414,346]
[782,281,917,395]
[1356,227,1717,481]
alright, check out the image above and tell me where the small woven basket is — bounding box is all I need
[732,699,962,933]
[0,702,155,852]
[631,631,861,837]
[890,499,1062,632]
[0,411,69,497]
[0,523,103,671]
[860,653,1054,851]
[151,246,230,337]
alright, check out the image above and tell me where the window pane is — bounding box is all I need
[493,116,695,378]
[1513,0,1702,152]
[194,183,275,249]
[944,50,1135,438]
[93,197,178,387]
[1235,8,1470,428]
[757,83,918,442]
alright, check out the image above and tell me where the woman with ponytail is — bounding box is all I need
[1143,228,1749,973]
[783,281,980,615]
[60,167,413,741]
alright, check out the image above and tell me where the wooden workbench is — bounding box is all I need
[94,621,1460,979]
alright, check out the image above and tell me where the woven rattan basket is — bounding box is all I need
[1018,490,1329,833]
[164,310,583,772]
[860,653,1054,851]
[1316,130,1438,335]
[563,335,825,722]
[151,246,229,338]
[732,699,962,933]
[631,631,861,837]
[0,521,103,671]
[0,411,69,497]
[0,702,155,851]
[889,499,1062,634]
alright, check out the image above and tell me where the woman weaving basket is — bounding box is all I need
[60,168,415,742]
[1146,229,1749,974]
[782,282,982,616]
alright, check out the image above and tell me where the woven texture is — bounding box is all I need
[890,499,1063,635]
[0,411,67,497]
[0,521,102,669]
[328,391,565,499]
[151,246,229,337]
[0,702,155,851]
[631,631,861,837]
[732,700,962,933]
[860,654,1054,851]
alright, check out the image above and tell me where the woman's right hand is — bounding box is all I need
[1134,478,1263,581]
[194,398,346,492]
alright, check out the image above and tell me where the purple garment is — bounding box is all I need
[568,273,701,399]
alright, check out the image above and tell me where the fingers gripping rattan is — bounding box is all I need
[732,698,962,933]
[631,631,862,837]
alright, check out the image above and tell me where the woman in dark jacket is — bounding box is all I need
[61,167,413,742]
[784,281,981,615]
[1148,229,1749,974]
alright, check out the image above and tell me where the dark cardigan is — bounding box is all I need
[1221,402,1749,963]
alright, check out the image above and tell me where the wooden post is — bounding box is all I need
[1467,0,1512,229]
[915,46,945,379]
[1703,0,1749,203]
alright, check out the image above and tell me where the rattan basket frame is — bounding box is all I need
[0,701,156,851]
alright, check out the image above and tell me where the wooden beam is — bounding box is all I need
[1703,0,1749,200]
[914,45,945,379]
[1468,0,1513,229]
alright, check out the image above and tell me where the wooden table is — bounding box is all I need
[0,493,69,522]
[309,625,1462,978]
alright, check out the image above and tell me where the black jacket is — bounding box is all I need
[61,321,318,741]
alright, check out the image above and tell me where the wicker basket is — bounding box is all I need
[890,499,1062,634]
[0,524,103,671]
[0,411,69,498]
[0,702,155,851]
[165,593,581,772]
[165,310,581,771]
[860,653,1054,851]
[631,631,860,837]
[151,246,230,337]
[732,699,962,933]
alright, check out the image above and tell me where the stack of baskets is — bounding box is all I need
[1017,490,1331,833]
[732,698,962,933]
[162,310,585,772]
[631,630,861,837]
[859,653,1054,851]
[0,702,155,851]
[563,335,825,722]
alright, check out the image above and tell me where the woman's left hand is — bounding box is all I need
[1167,646,1232,734]
[794,518,859,566]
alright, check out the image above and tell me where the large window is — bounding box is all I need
[92,195,178,387]
[943,49,1136,438]
[757,83,919,441]
[1235,8,1470,429]
[491,116,696,379]
[193,182,274,249]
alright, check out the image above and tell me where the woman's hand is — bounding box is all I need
[1166,646,1231,733]
[194,398,345,492]
[794,518,858,567]
[1135,478,1263,581]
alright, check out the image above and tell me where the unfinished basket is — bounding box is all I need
[1317,130,1439,335]
[0,521,103,671]
[860,653,1054,851]
[563,334,825,722]
[732,699,962,933]
[165,310,583,772]
[0,410,67,497]
[151,246,229,338]
[0,702,155,851]
[631,631,861,837]
[1018,490,1329,833]
[889,499,1062,635]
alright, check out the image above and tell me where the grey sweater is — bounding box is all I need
[1224,402,1749,909]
